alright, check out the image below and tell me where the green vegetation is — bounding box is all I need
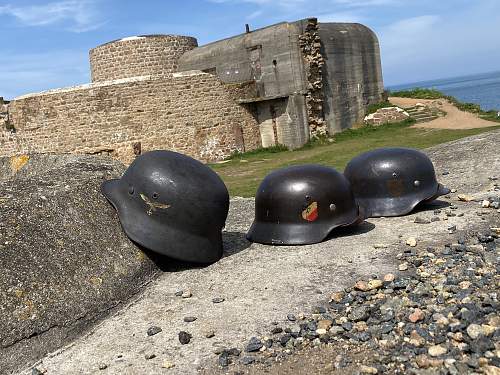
[227,144,288,160]
[389,87,499,119]
[211,120,500,197]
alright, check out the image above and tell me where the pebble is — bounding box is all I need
[287,314,297,321]
[162,360,175,369]
[204,330,215,338]
[458,194,474,201]
[241,356,255,365]
[408,308,425,323]
[212,297,225,304]
[383,273,395,282]
[147,326,162,336]
[145,353,156,360]
[414,216,430,224]
[178,331,192,344]
[467,324,483,339]
[181,290,192,298]
[482,200,491,208]
[406,237,417,247]
[360,365,378,374]
[245,337,263,352]
[31,369,43,375]
[428,345,447,357]
[373,243,388,249]
[183,316,197,322]
[98,363,107,370]
[398,262,408,271]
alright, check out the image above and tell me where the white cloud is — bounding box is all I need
[317,11,364,23]
[0,0,103,32]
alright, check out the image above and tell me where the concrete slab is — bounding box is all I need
[18,131,499,375]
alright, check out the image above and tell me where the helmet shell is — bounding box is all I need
[101,150,229,263]
[247,165,363,245]
[344,147,450,217]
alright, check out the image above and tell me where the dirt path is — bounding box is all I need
[389,96,498,129]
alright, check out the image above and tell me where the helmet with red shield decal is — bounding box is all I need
[246,164,364,245]
[101,150,229,263]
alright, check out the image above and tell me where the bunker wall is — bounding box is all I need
[0,74,261,164]
[319,23,384,133]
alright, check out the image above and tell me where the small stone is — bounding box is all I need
[398,262,409,271]
[287,314,296,321]
[183,316,197,322]
[354,280,370,291]
[271,327,283,334]
[329,326,344,335]
[174,290,183,297]
[373,243,388,249]
[98,363,108,370]
[147,326,162,336]
[467,324,483,339]
[246,337,263,352]
[317,319,333,331]
[458,194,474,202]
[430,217,441,222]
[481,325,496,336]
[330,292,344,302]
[212,297,225,304]
[482,200,491,208]
[204,330,215,338]
[383,273,395,282]
[178,331,192,344]
[406,237,417,247]
[368,279,383,290]
[181,290,192,298]
[428,345,447,357]
[360,365,378,374]
[409,308,425,323]
[409,330,426,346]
[241,356,255,365]
[349,306,369,322]
[414,216,430,224]
[145,353,156,360]
[162,360,175,369]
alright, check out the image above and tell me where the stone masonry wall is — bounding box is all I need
[298,18,326,137]
[90,35,198,83]
[0,73,261,164]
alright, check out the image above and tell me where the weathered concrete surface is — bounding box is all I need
[0,154,161,374]
[19,130,499,374]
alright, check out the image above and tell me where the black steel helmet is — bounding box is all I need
[101,150,229,263]
[344,147,450,217]
[247,165,365,245]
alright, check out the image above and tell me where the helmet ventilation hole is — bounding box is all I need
[392,172,398,178]
[152,192,159,200]
[329,203,336,211]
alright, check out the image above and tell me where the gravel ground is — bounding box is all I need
[18,131,500,375]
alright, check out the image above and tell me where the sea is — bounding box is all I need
[387,70,500,111]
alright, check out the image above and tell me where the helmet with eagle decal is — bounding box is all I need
[344,147,450,217]
[246,165,365,245]
[101,150,229,263]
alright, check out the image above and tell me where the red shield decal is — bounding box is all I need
[302,201,318,222]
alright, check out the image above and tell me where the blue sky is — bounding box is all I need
[1,0,499,99]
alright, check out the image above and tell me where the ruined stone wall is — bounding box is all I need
[90,35,198,82]
[0,73,261,164]
[299,18,325,137]
[0,98,10,132]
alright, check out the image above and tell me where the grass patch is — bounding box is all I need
[227,144,288,160]
[389,88,498,118]
[211,121,500,197]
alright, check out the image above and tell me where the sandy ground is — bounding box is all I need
[389,96,498,129]
[18,130,499,375]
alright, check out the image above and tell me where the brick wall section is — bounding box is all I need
[90,35,198,82]
[0,73,261,164]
